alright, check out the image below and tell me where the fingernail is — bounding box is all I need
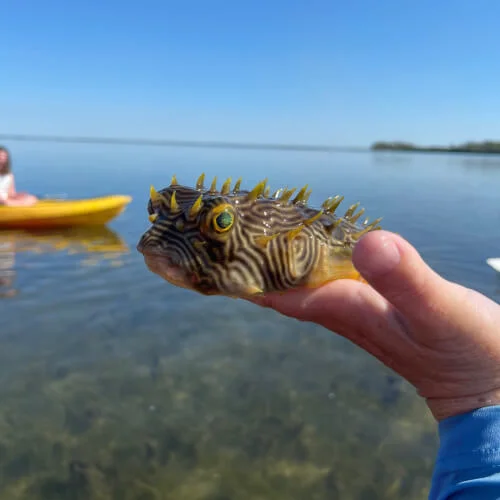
[354,233,401,280]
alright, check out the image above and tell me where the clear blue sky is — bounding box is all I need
[2,0,500,146]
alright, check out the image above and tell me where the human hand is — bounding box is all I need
[250,230,500,420]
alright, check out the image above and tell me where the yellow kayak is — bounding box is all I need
[0,195,132,229]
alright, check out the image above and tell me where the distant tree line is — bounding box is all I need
[371,140,500,154]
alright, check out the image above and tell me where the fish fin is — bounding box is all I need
[304,246,363,287]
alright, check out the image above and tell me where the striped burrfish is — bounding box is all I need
[137,174,382,298]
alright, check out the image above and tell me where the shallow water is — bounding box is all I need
[1,144,499,499]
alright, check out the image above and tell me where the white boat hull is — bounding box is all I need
[486,258,500,272]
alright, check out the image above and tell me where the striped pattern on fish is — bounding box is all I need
[136,174,382,298]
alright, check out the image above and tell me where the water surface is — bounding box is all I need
[1,144,499,499]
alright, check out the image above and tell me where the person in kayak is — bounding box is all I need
[0,146,38,207]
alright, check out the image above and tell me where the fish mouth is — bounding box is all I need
[137,236,200,290]
[136,236,160,256]
[139,248,199,291]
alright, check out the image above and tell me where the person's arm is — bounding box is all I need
[0,173,13,203]
[248,230,500,499]
[430,406,500,499]
[7,173,16,197]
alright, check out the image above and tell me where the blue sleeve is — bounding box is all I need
[429,405,500,499]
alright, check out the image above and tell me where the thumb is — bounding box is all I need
[352,230,460,325]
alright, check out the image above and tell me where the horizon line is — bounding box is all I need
[0,133,368,153]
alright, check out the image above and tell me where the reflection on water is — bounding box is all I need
[456,154,500,171]
[0,238,16,298]
[370,151,415,167]
[0,226,129,299]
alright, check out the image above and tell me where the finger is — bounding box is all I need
[352,230,457,324]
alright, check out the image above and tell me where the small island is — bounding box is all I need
[371,140,500,155]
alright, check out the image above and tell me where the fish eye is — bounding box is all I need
[211,205,235,233]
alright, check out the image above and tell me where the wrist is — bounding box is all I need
[426,387,500,420]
